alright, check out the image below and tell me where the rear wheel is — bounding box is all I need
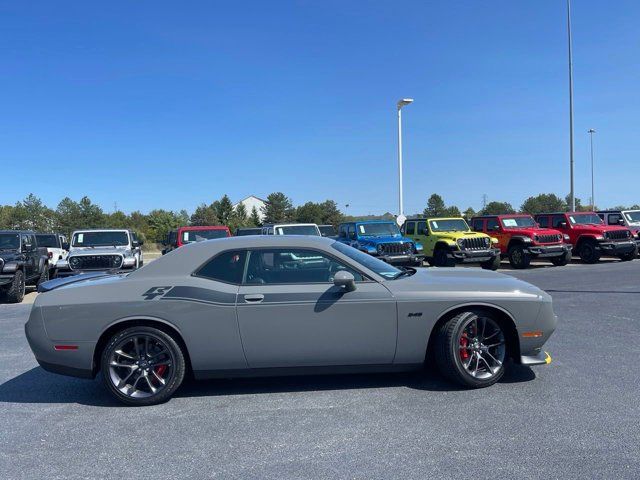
[550,250,572,266]
[4,270,25,303]
[481,255,501,271]
[579,240,601,263]
[618,249,637,261]
[101,326,186,406]
[435,311,507,388]
[36,265,49,287]
[508,245,531,269]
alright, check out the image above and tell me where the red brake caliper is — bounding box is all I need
[460,335,469,361]
[155,365,167,378]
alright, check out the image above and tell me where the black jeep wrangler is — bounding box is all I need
[0,230,51,303]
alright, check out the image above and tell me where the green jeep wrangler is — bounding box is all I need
[401,217,501,270]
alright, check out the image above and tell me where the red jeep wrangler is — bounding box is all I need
[162,225,231,255]
[471,214,572,269]
[534,212,637,263]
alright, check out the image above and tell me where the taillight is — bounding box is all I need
[47,251,53,259]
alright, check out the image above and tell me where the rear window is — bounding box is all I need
[182,229,228,243]
[36,234,59,248]
[196,250,247,284]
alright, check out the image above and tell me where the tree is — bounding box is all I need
[77,196,105,228]
[463,207,476,220]
[228,203,248,232]
[147,209,181,242]
[319,200,343,226]
[295,202,325,224]
[423,194,447,217]
[249,206,261,227]
[520,193,566,214]
[214,195,234,225]
[444,205,461,217]
[481,201,515,215]
[190,204,218,226]
[262,192,293,223]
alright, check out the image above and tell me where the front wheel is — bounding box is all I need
[508,245,531,269]
[435,311,507,388]
[432,248,455,267]
[618,249,637,262]
[550,250,572,266]
[4,270,25,303]
[579,241,601,263]
[481,255,501,271]
[101,326,186,406]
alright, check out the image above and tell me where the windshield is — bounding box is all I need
[72,231,129,247]
[501,216,536,228]
[235,228,262,236]
[429,219,469,232]
[357,223,400,237]
[624,211,640,224]
[0,233,20,250]
[182,229,228,243]
[318,225,336,237]
[331,241,402,279]
[35,234,59,248]
[276,225,320,236]
[569,214,604,226]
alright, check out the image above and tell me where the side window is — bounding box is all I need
[537,216,549,228]
[338,225,347,238]
[405,222,415,235]
[608,214,622,225]
[486,218,499,231]
[471,219,484,232]
[551,215,566,228]
[348,225,356,240]
[245,249,364,285]
[417,221,427,235]
[196,250,247,284]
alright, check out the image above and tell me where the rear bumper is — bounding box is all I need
[525,244,571,258]
[596,240,637,255]
[451,248,500,263]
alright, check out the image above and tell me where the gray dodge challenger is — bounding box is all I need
[26,236,556,405]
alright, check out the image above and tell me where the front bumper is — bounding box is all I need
[451,248,500,263]
[596,240,637,256]
[374,253,425,265]
[525,243,571,258]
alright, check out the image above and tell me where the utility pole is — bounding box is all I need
[567,0,576,211]
[588,129,596,209]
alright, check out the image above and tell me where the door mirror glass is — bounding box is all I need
[62,242,70,250]
[333,270,356,291]
[560,221,567,228]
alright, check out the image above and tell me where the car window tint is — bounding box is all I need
[486,218,499,231]
[417,221,427,235]
[608,214,622,225]
[537,216,549,228]
[245,249,364,285]
[348,225,356,239]
[406,222,415,235]
[196,250,247,284]
[551,215,565,228]
[471,219,484,232]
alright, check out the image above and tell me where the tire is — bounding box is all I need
[134,257,140,270]
[433,248,454,267]
[550,250,572,266]
[101,326,186,406]
[36,265,49,287]
[579,240,601,264]
[5,269,25,303]
[435,310,506,388]
[481,255,501,271]
[507,245,531,269]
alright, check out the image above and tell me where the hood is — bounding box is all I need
[436,231,486,241]
[384,268,546,299]
[69,246,129,256]
[0,249,20,260]
[37,271,126,292]
[358,235,414,245]
[572,224,629,234]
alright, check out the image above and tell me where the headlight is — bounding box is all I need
[456,238,465,247]
[626,230,631,238]
[112,256,123,268]
[594,235,604,240]
[69,257,81,269]
[532,235,538,242]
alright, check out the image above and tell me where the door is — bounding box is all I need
[236,248,397,368]
[21,234,37,279]
[486,218,507,251]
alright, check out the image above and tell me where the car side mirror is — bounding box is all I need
[62,242,70,250]
[618,219,625,225]
[24,243,32,250]
[560,222,567,228]
[333,270,356,292]
[492,225,501,231]
[132,241,140,248]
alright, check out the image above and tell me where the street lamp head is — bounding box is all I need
[588,129,596,133]
[397,98,414,109]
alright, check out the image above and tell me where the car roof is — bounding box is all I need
[178,225,228,230]
[407,217,466,221]
[130,235,353,279]
[0,230,36,234]
[71,229,130,233]
[263,223,318,227]
[472,213,532,219]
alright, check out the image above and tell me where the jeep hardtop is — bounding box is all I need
[163,225,231,254]
[0,230,50,303]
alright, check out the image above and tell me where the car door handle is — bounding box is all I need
[244,294,264,303]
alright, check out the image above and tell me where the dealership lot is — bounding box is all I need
[1,261,639,479]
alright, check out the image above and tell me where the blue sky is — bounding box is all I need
[2,1,639,215]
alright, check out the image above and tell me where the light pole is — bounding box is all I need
[588,129,596,209]
[567,0,576,211]
[397,98,413,225]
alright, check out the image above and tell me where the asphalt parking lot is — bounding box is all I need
[1,260,639,479]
